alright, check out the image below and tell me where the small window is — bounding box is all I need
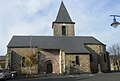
[119,60,120,66]
[90,54,93,62]
[62,26,66,35]
[76,56,80,65]
[22,57,26,67]
[104,54,106,63]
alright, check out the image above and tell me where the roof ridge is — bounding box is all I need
[13,35,95,38]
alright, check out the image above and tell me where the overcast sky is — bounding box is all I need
[0,0,120,55]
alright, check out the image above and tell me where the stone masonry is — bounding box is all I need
[53,23,75,36]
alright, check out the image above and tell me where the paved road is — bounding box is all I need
[8,72,120,81]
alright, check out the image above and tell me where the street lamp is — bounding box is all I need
[110,15,120,28]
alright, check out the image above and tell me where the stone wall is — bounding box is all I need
[60,50,65,73]
[8,48,61,74]
[9,49,22,74]
[8,45,110,74]
[0,60,6,68]
[8,48,39,74]
[38,49,60,74]
[53,23,75,36]
[79,54,91,73]
[86,44,110,73]
[0,56,6,68]
[65,54,91,74]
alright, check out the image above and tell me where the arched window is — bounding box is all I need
[22,57,25,67]
[62,26,66,35]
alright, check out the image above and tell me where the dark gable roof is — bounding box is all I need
[54,1,75,24]
[8,36,105,53]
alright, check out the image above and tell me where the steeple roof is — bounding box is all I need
[54,1,74,23]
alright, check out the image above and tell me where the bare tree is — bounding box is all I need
[108,43,120,70]
[25,36,38,75]
[109,43,120,57]
[25,53,38,75]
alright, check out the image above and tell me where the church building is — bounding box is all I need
[7,1,110,74]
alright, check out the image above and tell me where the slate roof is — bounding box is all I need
[7,36,105,54]
[54,1,75,24]
[0,56,6,61]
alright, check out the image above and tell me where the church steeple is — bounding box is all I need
[52,1,75,36]
[54,1,74,23]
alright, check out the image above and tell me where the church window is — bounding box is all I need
[62,26,66,35]
[90,54,93,62]
[104,54,107,63]
[76,56,80,65]
[119,60,120,66]
[22,57,26,67]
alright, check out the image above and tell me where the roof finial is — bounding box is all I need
[61,0,64,3]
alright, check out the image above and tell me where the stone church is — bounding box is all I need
[7,1,110,74]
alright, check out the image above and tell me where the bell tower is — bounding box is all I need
[52,1,75,36]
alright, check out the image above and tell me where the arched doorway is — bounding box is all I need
[46,62,53,73]
[42,60,53,74]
